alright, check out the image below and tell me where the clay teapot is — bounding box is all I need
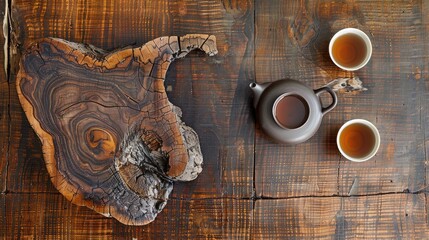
[250,79,337,144]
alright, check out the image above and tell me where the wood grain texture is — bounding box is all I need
[1,193,252,239]
[336,1,427,196]
[0,0,7,192]
[2,0,428,238]
[254,194,429,239]
[164,0,255,198]
[424,0,429,194]
[254,0,340,198]
[255,0,428,198]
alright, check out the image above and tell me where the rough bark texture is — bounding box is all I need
[16,34,217,225]
[324,77,367,93]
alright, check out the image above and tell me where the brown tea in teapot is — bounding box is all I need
[273,95,309,129]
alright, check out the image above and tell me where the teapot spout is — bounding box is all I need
[249,82,269,108]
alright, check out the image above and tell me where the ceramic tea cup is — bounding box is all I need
[329,28,372,71]
[337,119,380,162]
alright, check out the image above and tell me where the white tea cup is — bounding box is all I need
[329,28,372,71]
[337,119,380,162]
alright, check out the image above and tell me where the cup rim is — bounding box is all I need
[336,119,381,162]
[329,28,373,71]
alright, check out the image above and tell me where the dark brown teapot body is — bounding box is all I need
[250,79,337,144]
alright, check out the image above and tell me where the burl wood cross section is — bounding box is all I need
[17,34,217,225]
[2,0,429,239]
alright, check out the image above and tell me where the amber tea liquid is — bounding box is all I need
[274,95,309,129]
[332,33,367,68]
[339,123,375,158]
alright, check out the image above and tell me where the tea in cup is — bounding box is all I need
[329,28,372,71]
[337,119,380,162]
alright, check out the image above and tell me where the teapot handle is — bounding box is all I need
[314,87,338,115]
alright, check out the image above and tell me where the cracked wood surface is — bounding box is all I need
[1,0,429,238]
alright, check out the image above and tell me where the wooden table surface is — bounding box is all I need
[1,0,429,239]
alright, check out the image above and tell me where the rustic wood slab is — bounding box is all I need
[1,0,429,238]
[16,35,217,225]
[8,0,255,200]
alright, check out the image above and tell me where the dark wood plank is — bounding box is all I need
[154,0,255,198]
[4,0,55,195]
[254,0,342,198]
[337,1,426,196]
[424,0,429,195]
[4,0,429,238]
[253,194,429,239]
[0,0,7,191]
[9,0,254,200]
[0,193,252,239]
[254,0,427,199]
